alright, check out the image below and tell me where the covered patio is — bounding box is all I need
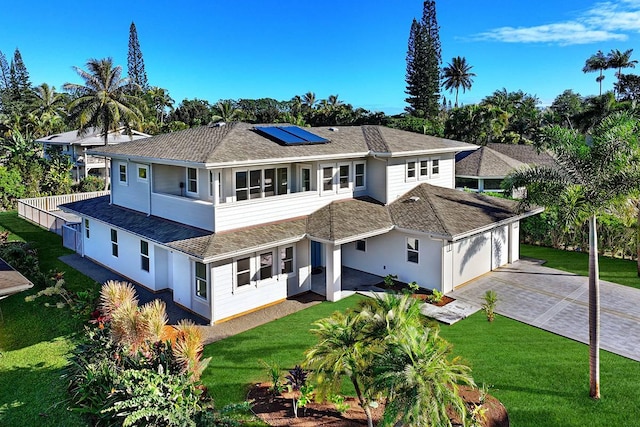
[310,266,385,297]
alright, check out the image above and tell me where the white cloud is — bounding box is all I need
[473,1,640,45]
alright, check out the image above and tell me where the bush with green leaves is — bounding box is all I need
[76,175,106,192]
[0,241,45,285]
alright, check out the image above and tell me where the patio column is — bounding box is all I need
[325,243,342,302]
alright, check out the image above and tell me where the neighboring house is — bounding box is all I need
[455,143,556,194]
[61,123,541,324]
[36,128,151,182]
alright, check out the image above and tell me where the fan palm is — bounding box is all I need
[64,58,143,186]
[373,326,474,426]
[442,56,476,107]
[582,51,610,95]
[504,112,640,399]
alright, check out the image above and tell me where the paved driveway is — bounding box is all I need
[448,258,640,362]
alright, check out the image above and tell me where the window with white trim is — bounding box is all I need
[118,163,127,184]
[137,165,148,182]
[195,261,207,299]
[234,167,289,201]
[354,162,366,189]
[187,168,198,193]
[406,160,416,181]
[407,237,419,264]
[419,159,429,179]
[84,219,90,239]
[258,251,274,280]
[356,239,366,252]
[111,229,118,257]
[280,246,294,274]
[322,166,334,193]
[140,240,150,272]
[236,257,251,287]
[300,166,311,192]
[338,164,350,190]
[236,171,248,201]
[431,158,440,176]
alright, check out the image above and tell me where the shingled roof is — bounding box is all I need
[88,122,476,166]
[455,146,526,177]
[486,143,556,167]
[63,185,540,262]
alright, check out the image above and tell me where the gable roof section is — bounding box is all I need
[455,146,526,178]
[88,122,476,166]
[307,197,393,244]
[486,143,556,167]
[388,184,541,240]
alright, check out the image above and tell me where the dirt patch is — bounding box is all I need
[248,383,508,427]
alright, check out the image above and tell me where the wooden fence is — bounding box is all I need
[17,191,109,236]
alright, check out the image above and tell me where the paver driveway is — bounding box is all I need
[448,258,640,362]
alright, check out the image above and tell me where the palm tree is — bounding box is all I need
[607,49,637,98]
[504,112,640,399]
[442,56,476,107]
[302,91,316,109]
[147,86,174,125]
[31,83,67,117]
[327,94,343,108]
[64,58,143,187]
[373,326,474,426]
[211,100,242,123]
[583,51,610,95]
[305,311,378,427]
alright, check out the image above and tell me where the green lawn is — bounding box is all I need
[521,243,640,289]
[0,212,98,427]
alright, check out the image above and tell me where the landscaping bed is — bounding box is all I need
[249,382,509,427]
[378,277,455,306]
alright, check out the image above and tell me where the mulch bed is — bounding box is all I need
[248,383,509,426]
[377,280,456,306]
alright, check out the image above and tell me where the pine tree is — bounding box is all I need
[127,22,149,92]
[0,50,10,114]
[6,48,33,116]
[405,1,441,119]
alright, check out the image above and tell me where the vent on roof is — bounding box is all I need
[209,122,226,127]
[255,126,329,145]
[328,127,339,132]
[408,196,420,202]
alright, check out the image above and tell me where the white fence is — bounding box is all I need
[17,191,109,236]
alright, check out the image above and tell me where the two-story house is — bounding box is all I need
[37,127,151,182]
[61,123,541,324]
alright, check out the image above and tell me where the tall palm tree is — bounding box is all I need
[442,56,476,108]
[327,94,343,108]
[64,58,143,187]
[607,49,638,99]
[147,86,174,125]
[302,91,316,109]
[583,50,609,95]
[504,112,640,399]
[373,326,474,426]
[31,83,67,117]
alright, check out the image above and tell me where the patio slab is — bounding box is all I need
[420,299,480,325]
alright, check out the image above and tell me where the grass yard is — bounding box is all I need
[521,243,640,289]
[0,212,98,427]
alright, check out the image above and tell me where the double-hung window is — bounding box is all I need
[431,158,440,176]
[195,262,207,299]
[419,159,429,179]
[407,237,419,264]
[119,163,127,184]
[84,219,90,239]
[111,229,118,257]
[236,171,248,201]
[280,246,294,274]
[140,241,150,272]
[406,160,416,181]
[187,168,198,194]
[258,251,274,280]
[338,164,350,190]
[354,162,365,189]
[236,257,251,287]
[300,166,311,192]
[322,166,334,193]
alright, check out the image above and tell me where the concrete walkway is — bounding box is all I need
[449,258,640,362]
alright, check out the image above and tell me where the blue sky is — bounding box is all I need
[2,0,640,115]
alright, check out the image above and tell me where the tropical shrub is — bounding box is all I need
[482,290,498,322]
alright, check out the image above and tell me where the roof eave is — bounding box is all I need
[449,206,545,242]
[201,234,306,263]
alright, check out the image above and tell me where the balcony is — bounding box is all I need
[151,192,214,231]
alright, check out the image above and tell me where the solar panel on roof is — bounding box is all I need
[280,126,329,143]
[255,126,306,144]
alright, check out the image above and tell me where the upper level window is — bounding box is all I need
[419,160,429,179]
[354,162,365,189]
[187,168,198,193]
[301,167,311,192]
[119,163,127,184]
[322,166,334,193]
[339,164,350,189]
[407,237,419,264]
[432,158,440,176]
[195,261,207,299]
[406,161,416,180]
[235,167,288,201]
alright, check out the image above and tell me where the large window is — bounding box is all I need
[258,251,274,280]
[195,261,207,299]
[354,162,365,189]
[407,237,419,264]
[235,167,288,201]
[111,229,118,257]
[140,240,150,272]
[280,246,294,274]
[119,163,127,184]
[236,257,251,287]
[187,168,198,193]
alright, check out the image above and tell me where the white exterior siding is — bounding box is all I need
[510,222,520,263]
[367,158,387,203]
[491,225,510,270]
[151,193,214,231]
[342,230,442,291]
[386,154,455,203]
